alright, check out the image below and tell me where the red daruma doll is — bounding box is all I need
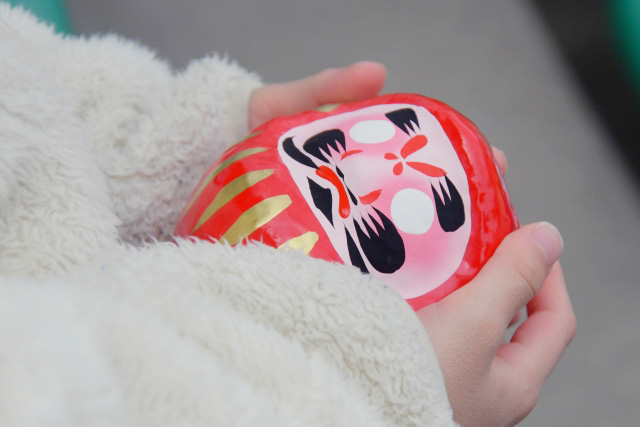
[175,94,518,311]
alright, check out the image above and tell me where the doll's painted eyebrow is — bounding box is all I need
[303,129,346,163]
[283,137,317,169]
[283,130,347,168]
[385,108,420,135]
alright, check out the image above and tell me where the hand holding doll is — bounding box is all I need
[246,63,576,426]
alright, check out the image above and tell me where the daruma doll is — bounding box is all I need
[175,94,518,310]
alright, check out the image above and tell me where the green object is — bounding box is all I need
[611,0,640,95]
[7,0,72,34]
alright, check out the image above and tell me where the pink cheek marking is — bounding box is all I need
[316,166,351,219]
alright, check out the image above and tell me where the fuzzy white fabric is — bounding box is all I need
[0,4,455,426]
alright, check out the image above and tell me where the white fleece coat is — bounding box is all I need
[0,5,454,426]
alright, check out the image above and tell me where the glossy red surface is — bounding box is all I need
[175,94,518,310]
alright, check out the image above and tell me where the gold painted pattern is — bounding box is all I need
[315,103,341,112]
[277,231,319,255]
[239,131,263,142]
[222,195,292,245]
[183,146,267,214]
[192,169,274,232]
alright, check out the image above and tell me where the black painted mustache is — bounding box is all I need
[352,207,405,274]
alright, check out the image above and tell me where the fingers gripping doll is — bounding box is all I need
[176,94,518,310]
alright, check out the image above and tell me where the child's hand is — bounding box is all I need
[248,61,387,129]
[251,65,547,426]
[418,223,576,426]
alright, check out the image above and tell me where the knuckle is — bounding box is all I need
[517,387,540,420]
[507,377,540,421]
[480,311,508,339]
[493,373,540,425]
[511,252,546,298]
[452,294,505,338]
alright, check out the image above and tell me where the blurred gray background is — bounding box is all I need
[60,0,640,425]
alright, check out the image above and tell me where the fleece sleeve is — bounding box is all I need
[51,45,263,244]
[0,5,455,425]
[92,240,456,426]
[0,4,262,244]
[0,11,121,277]
[0,259,391,427]
[11,238,451,426]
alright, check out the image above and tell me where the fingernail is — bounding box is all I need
[531,222,564,266]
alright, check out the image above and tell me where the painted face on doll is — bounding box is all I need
[277,104,471,299]
[176,94,518,311]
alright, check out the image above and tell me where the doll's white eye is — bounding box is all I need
[349,120,395,144]
[390,188,434,234]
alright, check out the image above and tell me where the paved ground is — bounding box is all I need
[66,1,640,424]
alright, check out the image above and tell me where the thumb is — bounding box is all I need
[447,222,564,326]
